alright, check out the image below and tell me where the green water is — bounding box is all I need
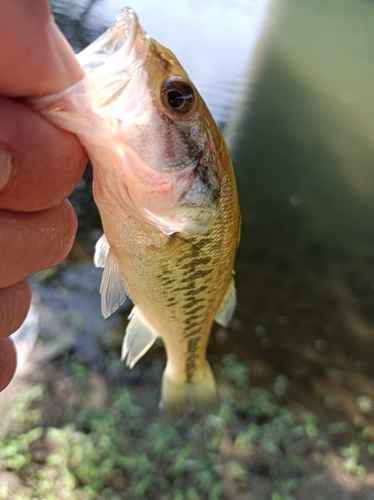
[229,0,374,419]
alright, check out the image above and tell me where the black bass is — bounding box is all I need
[33,8,240,422]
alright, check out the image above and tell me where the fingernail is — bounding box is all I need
[0,147,13,191]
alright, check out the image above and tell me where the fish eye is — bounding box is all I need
[161,77,195,115]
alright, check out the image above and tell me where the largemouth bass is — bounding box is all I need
[33,8,240,422]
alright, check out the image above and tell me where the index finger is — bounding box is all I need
[0,98,87,212]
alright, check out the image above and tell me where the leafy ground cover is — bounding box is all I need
[1,352,373,500]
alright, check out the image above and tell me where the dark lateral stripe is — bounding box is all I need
[179,262,194,271]
[184,328,201,338]
[184,295,204,304]
[183,302,204,311]
[180,269,213,282]
[179,256,212,270]
[192,256,212,266]
[184,304,205,315]
[185,321,201,330]
[183,285,209,297]
[161,278,176,284]
[187,337,200,352]
[173,285,195,292]
[184,313,201,322]
[184,316,202,325]
[186,361,196,379]
[193,285,209,293]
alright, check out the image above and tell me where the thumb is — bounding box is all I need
[0,0,84,98]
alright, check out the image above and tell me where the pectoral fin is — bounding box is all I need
[94,233,110,268]
[214,277,237,328]
[99,248,127,318]
[121,307,157,368]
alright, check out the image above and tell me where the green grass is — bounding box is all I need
[0,354,371,499]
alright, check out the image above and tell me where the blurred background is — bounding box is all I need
[2,1,374,499]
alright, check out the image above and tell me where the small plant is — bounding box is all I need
[221,353,250,390]
[271,492,295,500]
[1,353,370,498]
[328,421,348,435]
[301,412,319,440]
[340,442,366,477]
[274,375,289,400]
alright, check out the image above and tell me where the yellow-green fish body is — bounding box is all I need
[94,123,239,421]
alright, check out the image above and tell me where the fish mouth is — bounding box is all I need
[76,7,150,108]
[113,7,143,37]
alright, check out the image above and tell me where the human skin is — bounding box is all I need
[0,0,88,390]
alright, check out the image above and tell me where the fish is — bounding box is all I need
[32,8,240,422]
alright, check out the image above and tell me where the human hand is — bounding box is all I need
[0,0,87,390]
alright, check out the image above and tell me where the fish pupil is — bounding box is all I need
[161,77,195,115]
[167,90,188,109]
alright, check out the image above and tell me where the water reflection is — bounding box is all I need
[229,0,374,437]
[51,0,272,125]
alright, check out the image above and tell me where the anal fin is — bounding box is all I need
[99,248,127,318]
[214,276,236,328]
[121,307,157,368]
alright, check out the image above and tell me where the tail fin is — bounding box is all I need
[160,362,219,423]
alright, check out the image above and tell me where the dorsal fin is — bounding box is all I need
[121,307,157,368]
[214,277,236,327]
[99,248,127,318]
